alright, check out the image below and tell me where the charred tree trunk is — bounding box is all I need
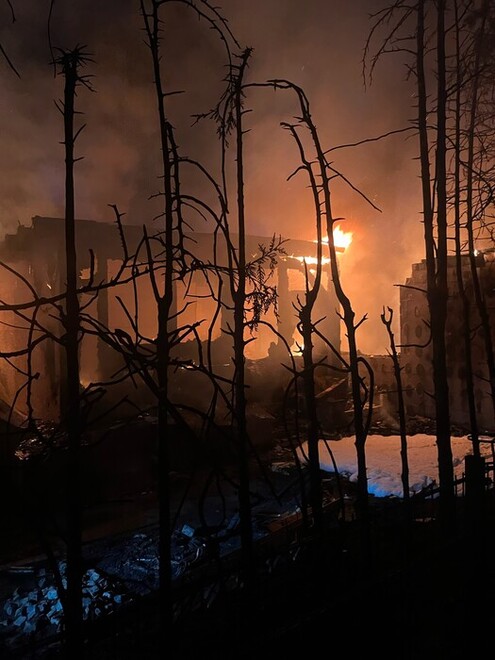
[434,0,455,528]
[286,83,370,525]
[453,0,479,456]
[140,1,239,638]
[381,307,410,506]
[417,0,455,530]
[465,0,495,435]
[141,0,182,649]
[141,0,174,638]
[281,119,326,536]
[59,49,84,659]
[322,179,368,524]
[381,307,411,532]
[232,51,254,579]
[461,0,490,528]
[300,301,324,533]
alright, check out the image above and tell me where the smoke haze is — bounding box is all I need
[0,0,427,353]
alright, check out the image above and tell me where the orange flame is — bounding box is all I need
[333,225,353,251]
[293,255,331,266]
[290,225,353,266]
[312,225,353,251]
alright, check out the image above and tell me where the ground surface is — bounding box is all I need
[1,419,494,658]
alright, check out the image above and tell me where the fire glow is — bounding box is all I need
[318,225,353,252]
[292,225,353,266]
[332,225,353,250]
[293,255,331,266]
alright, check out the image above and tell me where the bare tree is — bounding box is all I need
[283,119,327,536]
[285,81,374,524]
[242,79,376,538]
[381,306,409,505]
[365,0,456,529]
[463,0,495,435]
[139,0,242,637]
[452,0,479,457]
[55,45,93,659]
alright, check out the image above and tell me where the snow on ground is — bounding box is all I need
[299,434,495,498]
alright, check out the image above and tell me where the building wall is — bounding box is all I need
[400,255,495,432]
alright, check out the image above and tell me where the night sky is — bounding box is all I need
[0,0,427,353]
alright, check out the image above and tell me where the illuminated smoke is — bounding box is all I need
[0,0,424,354]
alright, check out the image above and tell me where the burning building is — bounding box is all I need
[400,253,495,432]
[0,215,348,423]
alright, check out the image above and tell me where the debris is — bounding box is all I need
[270,460,293,475]
[0,562,130,650]
[181,524,195,538]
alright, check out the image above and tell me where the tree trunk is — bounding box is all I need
[381,307,409,504]
[417,0,455,530]
[465,0,495,439]
[61,50,83,660]
[141,0,175,640]
[453,0,479,456]
[233,52,254,580]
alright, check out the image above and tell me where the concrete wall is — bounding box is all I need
[400,255,495,432]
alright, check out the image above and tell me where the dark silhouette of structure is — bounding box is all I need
[0,216,342,421]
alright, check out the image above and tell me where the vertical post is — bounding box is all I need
[276,258,292,351]
[95,250,109,380]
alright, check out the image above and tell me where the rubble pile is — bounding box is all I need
[95,529,206,595]
[0,561,130,650]
[0,529,212,650]
[0,446,309,653]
